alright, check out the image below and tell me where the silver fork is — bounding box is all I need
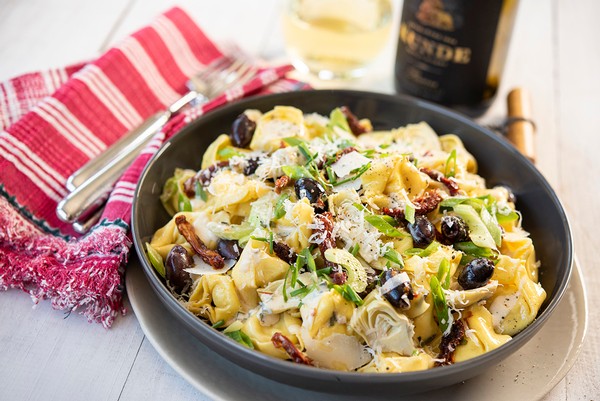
[57,54,257,232]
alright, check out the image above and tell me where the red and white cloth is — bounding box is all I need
[0,7,308,327]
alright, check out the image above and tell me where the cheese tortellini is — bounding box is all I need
[147,106,546,373]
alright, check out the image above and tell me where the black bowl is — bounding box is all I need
[131,90,572,395]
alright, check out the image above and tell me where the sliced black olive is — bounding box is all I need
[166,245,193,293]
[216,239,241,260]
[458,258,495,290]
[408,215,435,248]
[382,269,413,309]
[231,113,256,148]
[440,215,469,244]
[294,177,327,211]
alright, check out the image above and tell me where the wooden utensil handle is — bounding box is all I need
[506,88,536,163]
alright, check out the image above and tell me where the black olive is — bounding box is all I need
[216,239,241,260]
[458,258,495,290]
[440,215,469,244]
[243,157,260,175]
[382,269,413,309]
[408,215,435,248]
[165,245,193,293]
[294,178,326,211]
[231,113,256,148]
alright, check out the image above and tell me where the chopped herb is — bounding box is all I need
[437,258,450,289]
[430,275,451,335]
[273,193,290,220]
[383,248,404,268]
[332,283,364,306]
[404,241,440,257]
[328,107,351,133]
[282,137,316,164]
[350,243,360,256]
[445,149,457,178]
[146,242,165,278]
[250,231,274,254]
[365,214,409,238]
[301,248,316,273]
[316,266,332,277]
[454,241,497,259]
[195,180,208,201]
[331,162,371,186]
[225,330,254,349]
[217,146,243,160]
[282,165,313,180]
[496,208,519,223]
[405,202,416,224]
[178,192,192,212]
[212,320,225,329]
[381,215,398,226]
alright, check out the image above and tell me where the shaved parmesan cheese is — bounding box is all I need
[379,272,410,295]
[185,256,236,276]
[331,151,371,178]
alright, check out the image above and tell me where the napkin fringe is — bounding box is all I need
[0,196,128,327]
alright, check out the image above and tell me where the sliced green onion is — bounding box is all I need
[350,243,360,256]
[331,162,370,186]
[383,248,404,268]
[301,248,317,274]
[212,320,225,329]
[328,107,351,133]
[177,192,192,212]
[437,258,450,289]
[445,149,457,178]
[381,215,398,226]
[404,241,440,257]
[225,330,254,349]
[454,241,497,259]
[405,202,416,224]
[282,165,313,180]
[365,215,409,238]
[273,193,290,220]
[496,209,519,223]
[146,242,165,278]
[430,276,451,335]
[195,180,208,202]
[332,284,364,306]
[217,146,243,160]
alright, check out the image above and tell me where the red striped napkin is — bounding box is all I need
[0,7,307,327]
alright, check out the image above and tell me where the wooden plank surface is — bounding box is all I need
[0,0,598,400]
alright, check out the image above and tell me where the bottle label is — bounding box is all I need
[395,0,503,106]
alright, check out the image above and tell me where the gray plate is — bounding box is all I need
[131,90,573,394]
[126,255,587,400]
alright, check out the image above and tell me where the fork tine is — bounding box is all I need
[209,62,257,97]
[187,56,232,93]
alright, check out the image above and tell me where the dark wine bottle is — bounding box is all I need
[394,0,519,116]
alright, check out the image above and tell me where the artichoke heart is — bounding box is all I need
[350,291,416,356]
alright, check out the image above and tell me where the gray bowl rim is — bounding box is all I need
[131,89,573,387]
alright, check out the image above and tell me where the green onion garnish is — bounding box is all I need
[225,330,254,349]
[178,192,192,212]
[430,275,451,335]
[195,180,208,202]
[273,193,290,220]
[445,149,457,178]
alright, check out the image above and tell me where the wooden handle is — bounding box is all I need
[506,88,536,163]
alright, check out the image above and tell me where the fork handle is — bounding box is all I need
[57,110,170,223]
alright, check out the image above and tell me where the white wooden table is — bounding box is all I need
[1,1,598,400]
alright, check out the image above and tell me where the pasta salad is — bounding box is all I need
[146,105,546,372]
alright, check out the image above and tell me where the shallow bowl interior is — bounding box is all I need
[131,90,572,395]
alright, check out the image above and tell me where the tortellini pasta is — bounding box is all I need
[147,106,546,373]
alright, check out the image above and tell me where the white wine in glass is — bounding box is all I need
[283,0,393,80]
